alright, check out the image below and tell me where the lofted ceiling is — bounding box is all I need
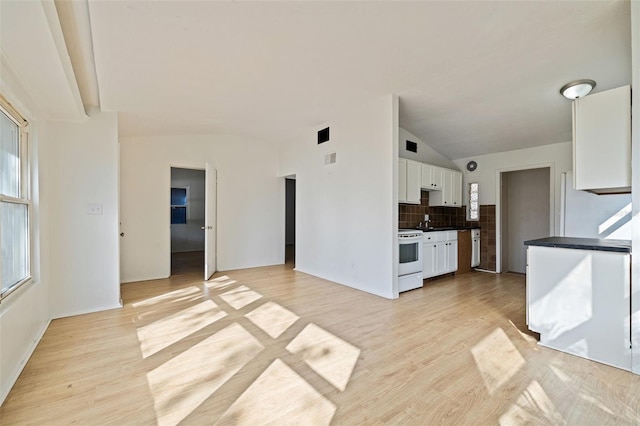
[45,1,640,159]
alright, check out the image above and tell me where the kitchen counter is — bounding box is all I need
[419,226,479,232]
[524,236,631,253]
[525,239,632,370]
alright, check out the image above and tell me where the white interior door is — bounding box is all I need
[204,164,217,280]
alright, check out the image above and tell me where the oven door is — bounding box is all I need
[399,238,423,276]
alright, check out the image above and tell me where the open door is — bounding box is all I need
[204,164,217,280]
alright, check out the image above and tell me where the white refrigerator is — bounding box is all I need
[560,172,631,239]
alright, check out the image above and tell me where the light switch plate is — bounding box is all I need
[87,203,103,215]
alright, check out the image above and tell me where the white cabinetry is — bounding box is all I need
[421,164,443,190]
[527,245,631,370]
[422,238,437,278]
[398,159,421,204]
[573,85,631,194]
[398,159,407,202]
[423,231,458,278]
[429,169,462,207]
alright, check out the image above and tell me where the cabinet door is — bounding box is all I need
[471,238,480,267]
[423,243,437,278]
[574,85,630,192]
[431,166,443,189]
[447,241,458,272]
[435,243,447,275]
[406,160,421,204]
[441,169,454,206]
[452,171,462,207]
[398,159,407,203]
[421,164,436,189]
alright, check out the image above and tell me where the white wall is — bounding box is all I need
[398,127,458,169]
[0,119,51,405]
[279,94,398,299]
[453,141,573,236]
[48,110,121,318]
[120,135,283,283]
[170,168,205,253]
[0,33,53,403]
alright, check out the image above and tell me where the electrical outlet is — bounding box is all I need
[87,203,103,215]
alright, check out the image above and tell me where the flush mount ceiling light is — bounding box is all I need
[560,79,596,99]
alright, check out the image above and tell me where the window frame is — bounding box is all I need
[467,182,479,222]
[0,96,32,301]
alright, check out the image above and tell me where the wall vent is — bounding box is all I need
[324,152,337,165]
[318,127,330,144]
[406,140,418,153]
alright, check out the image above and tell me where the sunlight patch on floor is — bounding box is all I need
[220,285,262,309]
[132,286,201,308]
[471,328,525,395]
[548,365,574,385]
[205,275,237,290]
[499,380,565,425]
[136,299,227,358]
[217,359,336,425]
[147,322,263,426]
[245,301,299,339]
[286,323,360,392]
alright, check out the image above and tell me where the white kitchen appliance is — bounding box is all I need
[398,229,423,292]
[560,172,631,239]
[471,228,480,267]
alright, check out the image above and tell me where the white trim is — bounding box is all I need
[495,162,555,273]
[51,302,123,320]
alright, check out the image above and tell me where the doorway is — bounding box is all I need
[500,168,550,273]
[170,167,205,275]
[285,177,296,266]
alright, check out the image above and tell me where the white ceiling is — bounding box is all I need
[85,1,630,159]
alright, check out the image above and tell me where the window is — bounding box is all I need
[468,182,479,221]
[171,187,188,224]
[0,98,30,299]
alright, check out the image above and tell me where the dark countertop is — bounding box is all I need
[420,226,480,233]
[524,237,631,253]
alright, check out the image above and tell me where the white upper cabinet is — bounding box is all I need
[398,159,407,202]
[429,169,462,207]
[400,158,461,206]
[421,164,443,189]
[573,85,631,194]
[406,160,422,204]
[398,158,421,204]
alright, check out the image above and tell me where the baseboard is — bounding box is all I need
[52,302,123,320]
[0,318,51,406]
[474,268,498,274]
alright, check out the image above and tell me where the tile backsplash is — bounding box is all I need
[399,190,497,271]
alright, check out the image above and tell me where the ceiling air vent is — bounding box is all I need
[324,152,337,165]
[406,140,417,153]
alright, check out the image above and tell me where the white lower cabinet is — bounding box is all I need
[527,245,631,370]
[422,241,437,278]
[423,231,458,279]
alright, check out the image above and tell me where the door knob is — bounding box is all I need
[201,227,205,230]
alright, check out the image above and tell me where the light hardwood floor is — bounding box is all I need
[2,266,640,425]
